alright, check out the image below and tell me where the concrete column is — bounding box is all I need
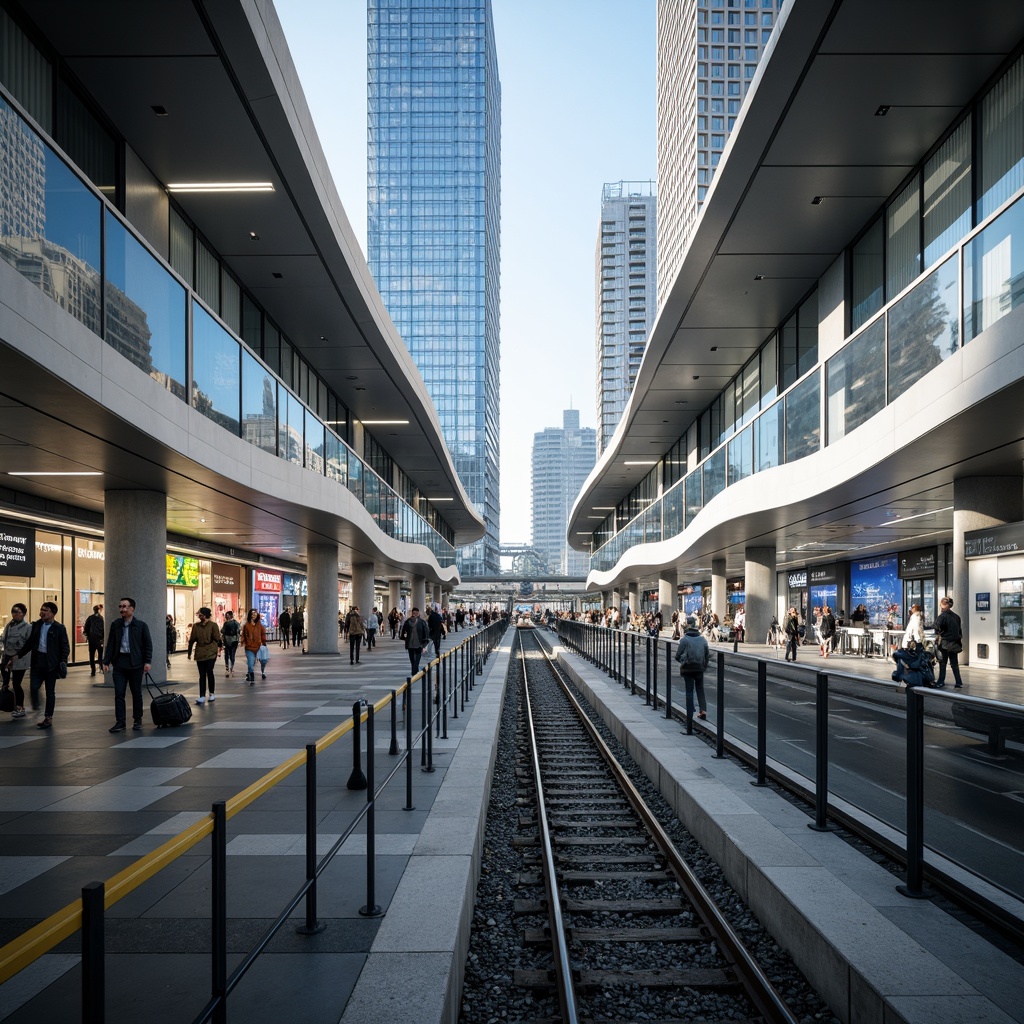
[953,477,1023,664]
[306,543,339,655]
[744,546,776,646]
[627,581,639,619]
[388,579,402,613]
[410,574,426,612]
[659,570,677,629]
[711,557,727,623]
[104,490,167,682]
[601,590,611,609]
[351,562,375,623]
[610,589,621,610]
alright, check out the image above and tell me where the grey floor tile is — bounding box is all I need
[0,856,71,895]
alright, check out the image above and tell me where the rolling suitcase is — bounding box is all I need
[145,673,192,727]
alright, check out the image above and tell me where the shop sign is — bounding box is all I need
[166,554,200,588]
[0,522,35,576]
[898,547,936,579]
[212,562,241,590]
[976,592,991,612]
[253,570,282,593]
[787,570,807,589]
[965,522,1024,559]
[808,564,836,585]
[76,545,104,561]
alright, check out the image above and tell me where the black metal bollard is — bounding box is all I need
[211,801,227,1024]
[713,651,726,759]
[360,705,382,917]
[423,671,435,773]
[645,637,652,705]
[651,636,659,712]
[442,658,449,736]
[665,640,673,720]
[897,687,929,899]
[296,744,325,934]
[82,881,105,1024]
[630,633,637,696]
[751,661,768,786]
[405,679,416,809]
[347,701,368,790]
[389,690,399,756]
[808,673,832,832]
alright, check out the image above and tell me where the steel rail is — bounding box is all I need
[530,630,799,1024]
[517,630,580,1024]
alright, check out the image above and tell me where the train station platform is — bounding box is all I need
[553,632,1024,1024]
[0,623,512,1024]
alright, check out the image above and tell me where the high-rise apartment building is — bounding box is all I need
[596,181,658,454]
[532,410,597,576]
[367,0,502,576]
[656,0,784,308]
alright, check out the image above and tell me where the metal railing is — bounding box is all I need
[0,618,509,1022]
[555,620,1024,940]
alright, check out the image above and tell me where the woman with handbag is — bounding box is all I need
[242,609,267,684]
[1,603,32,719]
[934,597,964,688]
[187,607,222,705]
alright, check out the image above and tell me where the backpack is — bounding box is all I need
[675,634,705,673]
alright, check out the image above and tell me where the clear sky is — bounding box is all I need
[275,0,656,546]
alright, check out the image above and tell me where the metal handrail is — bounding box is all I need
[0,620,510,990]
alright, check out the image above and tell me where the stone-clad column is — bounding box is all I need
[104,490,167,682]
[711,557,727,623]
[410,575,426,612]
[351,563,375,624]
[744,547,776,647]
[388,579,402,613]
[306,542,340,655]
[659,570,677,630]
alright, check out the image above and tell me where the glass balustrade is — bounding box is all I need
[0,91,455,568]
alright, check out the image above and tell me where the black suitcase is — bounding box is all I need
[145,673,192,727]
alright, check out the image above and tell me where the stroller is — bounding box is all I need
[891,642,937,688]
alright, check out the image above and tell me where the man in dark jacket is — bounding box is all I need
[675,616,711,721]
[278,608,291,649]
[102,597,154,732]
[400,607,431,675]
[784,607,800,662]
[934,596,964,688]
[427,606,445,655]
[83,604,104,676]
[291,608,304,648]
[18,601,70,729]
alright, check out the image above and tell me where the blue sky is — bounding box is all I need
[276,0,656,544]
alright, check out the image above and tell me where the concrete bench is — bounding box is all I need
[951,701,1024,754]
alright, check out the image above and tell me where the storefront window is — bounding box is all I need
[73,537,104,658]
[850,556,899,627]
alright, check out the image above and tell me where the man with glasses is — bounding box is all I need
[17,602,70,729]
[102,597,153,732]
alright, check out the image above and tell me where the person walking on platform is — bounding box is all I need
[291,608,304,648]
[400,607,430,676]
[389,607,400,640]
[427,605,446,657]
[187,607,222,704]
[165,615,177,669]
[221,610,240,677]
[242,609,266,684]
[934,596,964,688]
[675,616,710,720]
[18,602,70,729]
[784,607,800,662]
[365,608,378,650]
[345,606,364,664]
[1,603,32,719]
[102,597,153,733]
[278,608,291,649]
[819,606,836,658]
[83,604,105,676]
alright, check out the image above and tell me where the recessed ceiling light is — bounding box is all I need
[623,460,657,466]
[249,231,259,240]
[166,181,275,193]
[346,375,358,380]
[8,471,102,477]
[593,506,615,510]
[875,105,890,117]
[692,375,700,380]
[710,345,718,351]
[355,386,366,391]
[151,105,168,116]
[427,497,454,501]
[272,272,283,279]
[361,420,409,425]
[810,196,823,205]
[754,274,765,281]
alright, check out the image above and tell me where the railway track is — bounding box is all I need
[512,626,798,1024]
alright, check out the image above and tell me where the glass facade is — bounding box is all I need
[367,0,502,576]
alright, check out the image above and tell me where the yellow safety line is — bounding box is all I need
[0,660,446,982]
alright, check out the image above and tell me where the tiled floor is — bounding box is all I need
[0,627,487,1023]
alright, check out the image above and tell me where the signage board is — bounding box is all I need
[899,547,936,580]
[976,592,991,612]
[212,561,241,591]
[964,521,1024,559]
[253,570,282,593]
[166,554,200,588]
[787,570,807,589]
[808,564,837,585]
[0,522,35,577]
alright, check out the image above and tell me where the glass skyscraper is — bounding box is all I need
[367,0,502,576]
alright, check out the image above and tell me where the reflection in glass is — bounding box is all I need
[348,454,363,504]
[684,470,703,527]
[241,352,276,454]
[364,472,380,525]
[703,448,726,505]
[191,303,240,435]
[852,217,884,331]
[663,482,683,540]
[326,430,347,487]
[887,254,959,402]
[105,210,186,398]
[727,425,752,484]
[305,409,325,475]
[978,54,1024,220]
[965,194,1024,340]
[924,116,972,268]
[784,372,820,463]
[827,317,885,441]
[277,389,303,466]
[0,97,102,335]
[754,400,783,472]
